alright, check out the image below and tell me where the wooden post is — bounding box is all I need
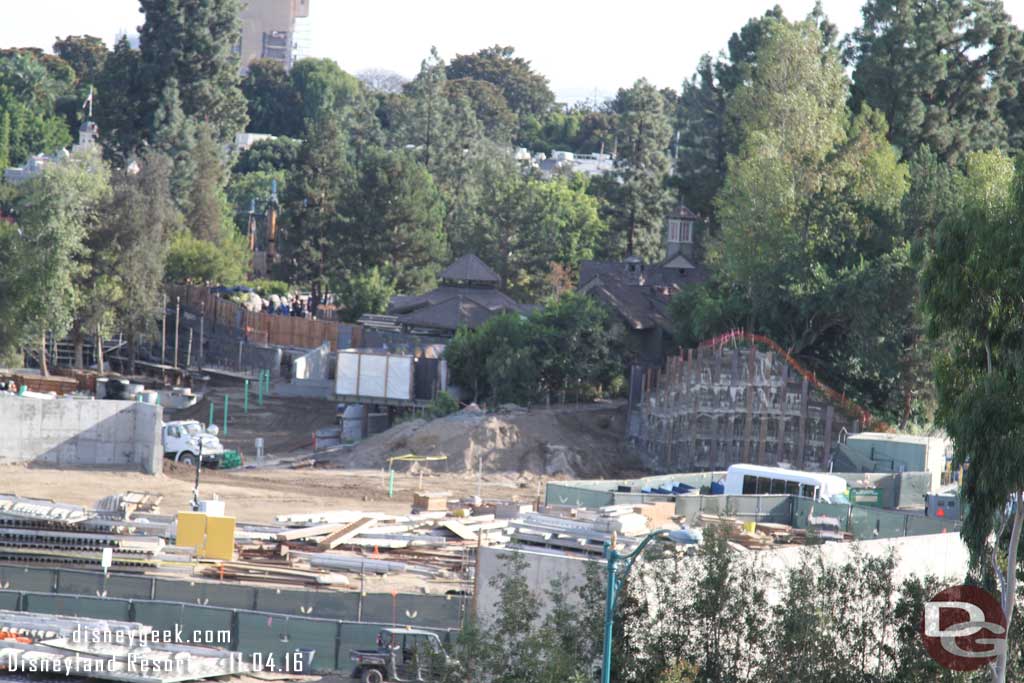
[186,329,193,369]
[161,293,167,366]
[199,303,205,369]
[173,296,180,370]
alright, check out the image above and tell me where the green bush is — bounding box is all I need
[247,278,291,296]
[426,391,459,418]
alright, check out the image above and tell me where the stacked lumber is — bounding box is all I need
[505,507,663,558]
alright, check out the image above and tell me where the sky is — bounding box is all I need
[2,0,1023,103]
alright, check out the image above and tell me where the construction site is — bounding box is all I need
[0,283,970,682]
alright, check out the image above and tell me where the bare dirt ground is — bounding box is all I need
[4,463,534,524]
[172,387,336,456]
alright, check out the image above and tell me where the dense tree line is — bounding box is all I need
[1,0,1024,420]
[458,528,992,683]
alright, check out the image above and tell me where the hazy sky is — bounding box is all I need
[2,0,1023,103]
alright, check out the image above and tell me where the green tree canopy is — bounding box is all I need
[845,0,1021,162]
[138,0,248,142]
[241,59,302,137]
[608,78,673,260]
[922,151,1024,683]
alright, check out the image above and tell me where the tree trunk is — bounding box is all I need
[96,325,104,374]
[40,333,48,377]
[994,491,1024,683]
[73,331,84,369]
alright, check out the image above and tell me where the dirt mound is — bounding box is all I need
[330,402,639,479]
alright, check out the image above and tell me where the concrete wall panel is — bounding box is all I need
[0,395,161,474]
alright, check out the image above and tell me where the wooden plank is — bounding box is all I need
[316,517,376,550]
[275,523,344,542]
[441,520,477,541]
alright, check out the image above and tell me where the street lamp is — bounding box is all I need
[601,528,701,683]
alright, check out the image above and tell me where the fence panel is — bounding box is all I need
[0,566,55,593]
[0,590,18,610]
[73,595,132,621]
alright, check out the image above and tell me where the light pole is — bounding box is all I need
[601,528,700,683]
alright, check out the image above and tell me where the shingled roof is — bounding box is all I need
[439,254,501,285]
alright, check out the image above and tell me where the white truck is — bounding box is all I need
[162,420,225,467]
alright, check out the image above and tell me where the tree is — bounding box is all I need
[453,168,607,301]
[138,0,248,142]
[357,68,407,94]
[0,111,9,171]
[343,148,447,294]
[532,293,621,402]
[289,58,362,127]
[184,122,234,243]
[94,36,146,161]
[282,115,353,310]
[921,151,1024,683]
[392,49,458,172]
[0,50,74,166]
[846,0,1021,162]
[673,55,727,220]
[338,266,394,323]
[674,18,915,419]
[446,78,516,143]
[53,35,107,86]
[446,45,555,144]
[241,59,302,136]
[164,229,249,285]
[107,152,180,372]
[608,78,672,260]
[0,148,109,373]
[233,136,302,175]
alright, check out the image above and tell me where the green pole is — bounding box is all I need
[223,394,229,436]
[257,372,263,406]
[388,467,395,498]
[244,379,249,414]
[601,547,618,683]
[208,401,215,429]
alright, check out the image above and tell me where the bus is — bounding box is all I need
[723,464,848,503]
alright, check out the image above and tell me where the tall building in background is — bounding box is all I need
[237,0,310,72]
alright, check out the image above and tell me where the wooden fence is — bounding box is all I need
[166,285,362,351]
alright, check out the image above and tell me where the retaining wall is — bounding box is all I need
[0,395,162,473]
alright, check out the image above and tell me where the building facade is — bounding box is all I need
[237,0,310,72]
[629,340,866,473]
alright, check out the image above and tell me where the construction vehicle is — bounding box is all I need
[350,628,456,683]
[162,420,224,467]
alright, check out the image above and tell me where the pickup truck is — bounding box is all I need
[162,420,224,467]
[350,628,456,683]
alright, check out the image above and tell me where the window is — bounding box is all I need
[742,475,757,494]
[667,219,682,242]
[785,480,800,495]
[756,477,772,494]
[770,478,786,494]
[680,221,693,243]
[800,484,817,499]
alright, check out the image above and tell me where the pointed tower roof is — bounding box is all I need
[439,254,501,286]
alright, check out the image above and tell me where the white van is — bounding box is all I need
[723,464,848,503]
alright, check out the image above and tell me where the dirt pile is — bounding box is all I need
[330,402,640,479]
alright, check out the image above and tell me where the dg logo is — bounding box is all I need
[920,585,1007,671]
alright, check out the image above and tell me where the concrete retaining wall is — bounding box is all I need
[0,395,162,474]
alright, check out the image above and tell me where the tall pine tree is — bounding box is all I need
[845,0,1021,162]
[138,0,248,143]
